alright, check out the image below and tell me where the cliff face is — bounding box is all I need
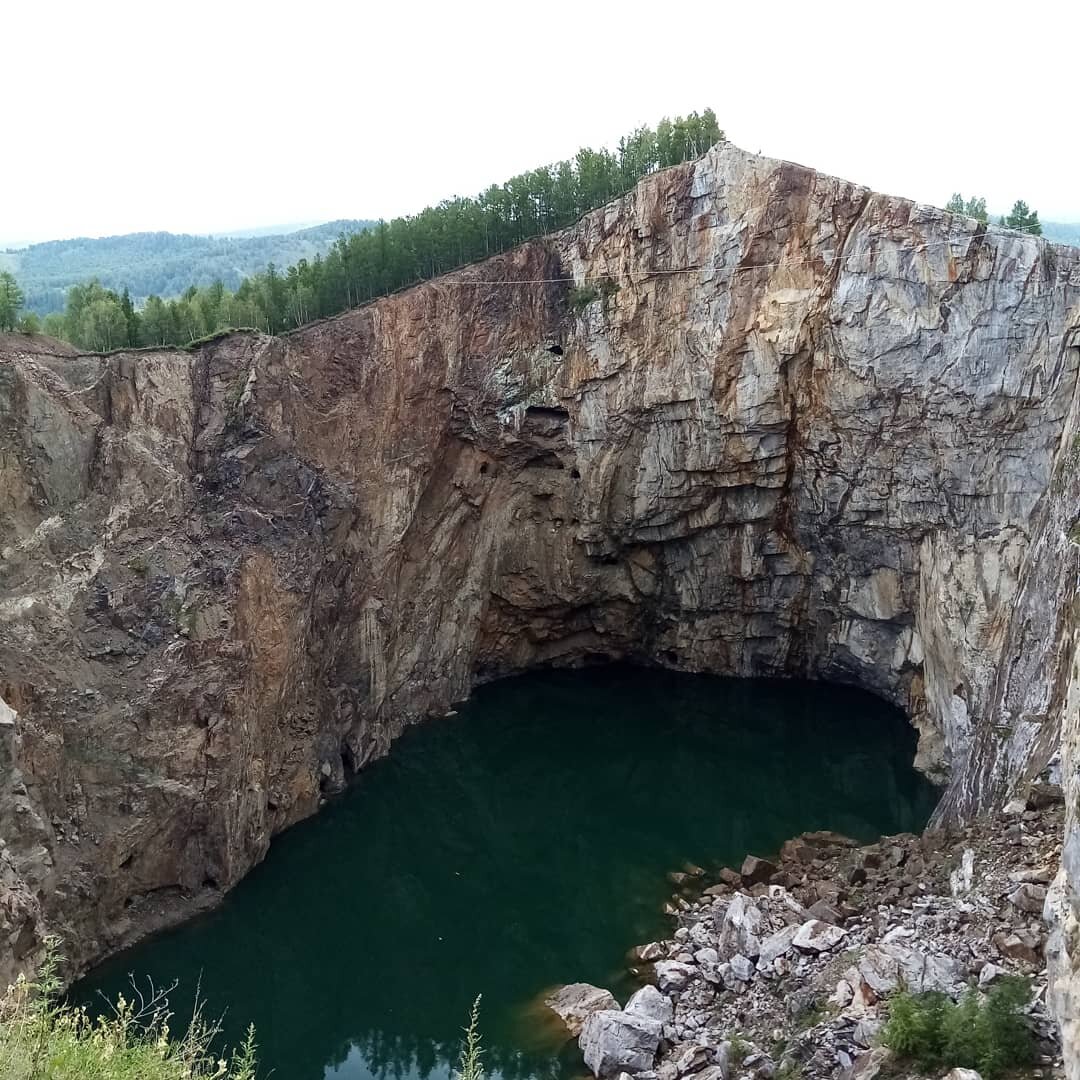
[1,146,1078,1046]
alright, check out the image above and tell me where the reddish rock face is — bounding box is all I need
[0,145,1078,1005]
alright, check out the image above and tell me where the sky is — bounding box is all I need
[3,0,1077,246]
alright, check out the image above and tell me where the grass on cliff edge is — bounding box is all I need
[0,943,257,1080]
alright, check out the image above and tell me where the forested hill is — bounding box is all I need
[0,220,374,314]
[1043,221,1080,246]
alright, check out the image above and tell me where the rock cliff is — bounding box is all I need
[0,145,1078,1061]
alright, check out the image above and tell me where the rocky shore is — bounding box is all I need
[547,789,1067,1080]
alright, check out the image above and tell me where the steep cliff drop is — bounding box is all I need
[1,144,1078,1066]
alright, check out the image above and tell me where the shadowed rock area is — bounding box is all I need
[0,144,1078,1066]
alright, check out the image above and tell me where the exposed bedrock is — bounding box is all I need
[0,146,1078,1042]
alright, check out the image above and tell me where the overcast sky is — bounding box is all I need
[3,0,1076,246]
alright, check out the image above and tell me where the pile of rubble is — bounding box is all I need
[546,794,1066,1080]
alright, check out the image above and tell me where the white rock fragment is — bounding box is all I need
[792,919,847,953]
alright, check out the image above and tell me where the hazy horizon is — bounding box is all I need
[3,0,1077,247]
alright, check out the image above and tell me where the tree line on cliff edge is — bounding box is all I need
[945,193,1042,235]
[4,110,722,350]
[2,113,1051,352]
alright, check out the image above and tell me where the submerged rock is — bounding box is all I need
[545,983,619,1036]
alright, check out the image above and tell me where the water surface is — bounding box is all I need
[75,667,938,1080]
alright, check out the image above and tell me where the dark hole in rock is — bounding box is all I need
[570,468,581,479]
[524,405,569,421]
[202,876,219,890]
[546,344,563,356]
[479,462,489,476]
[119,853,134,870]
[662,650,680,665]
[524,453,565,470]
[341,744,357,778]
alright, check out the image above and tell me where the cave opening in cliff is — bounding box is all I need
[73,666,937,1080]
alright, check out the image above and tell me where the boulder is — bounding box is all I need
[943,1071,983,1080]
[580,1010,662,1077]
[792,919,847,953]
[992,929,1042,964]
[625,984,674,1025]
[1007,882,1048,914]
[671,1043,711,1075]
[978,962,1007,987]
[729,953,755,982]
[694,947,722,983]
[757,925,798,969]
[857,942,964,994]
[779,837,816,864]
[949,848,975,896]
[1008,865,1053,885]
[1025,782,1064,809]
[655,960,697,992]
[806,899,841,925]
[545,983,619,1036]
[718,892,763,959]
[852,1017,881,1047]
[740,855,778,885]
[839,1047,892,1080]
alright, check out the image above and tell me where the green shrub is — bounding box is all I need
[568,285,600,314]
[598,277,620,302]
[881,978,1034,1078]
[0,941,258,1080]
[568,278,620,315]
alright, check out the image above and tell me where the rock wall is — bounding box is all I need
[0,147,1078,1044]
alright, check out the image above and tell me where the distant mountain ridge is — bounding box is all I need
[0,220,375,314]
[1043,221,1080,246]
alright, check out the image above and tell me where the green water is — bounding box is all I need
[74,667,938,1080]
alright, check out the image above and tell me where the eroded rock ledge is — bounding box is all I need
[0,146,1078,1052]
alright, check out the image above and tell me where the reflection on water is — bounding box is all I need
[74,667,939,1080]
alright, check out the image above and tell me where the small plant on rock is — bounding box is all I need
[455,995,484,1080]
[728,1034,750,1067]
[568,284,600,314]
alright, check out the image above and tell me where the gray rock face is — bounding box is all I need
[580,1008,662,1077]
